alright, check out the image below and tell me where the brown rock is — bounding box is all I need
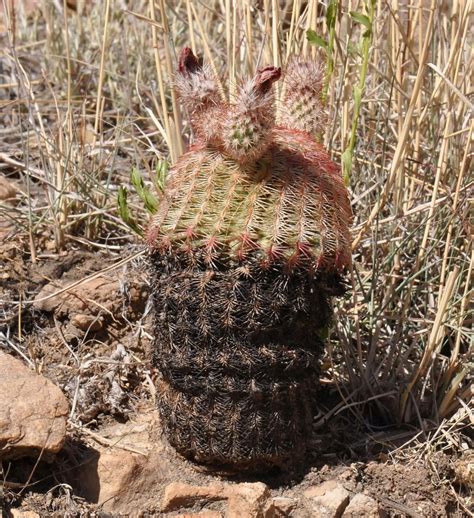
[78,448,145,511]
[0,176,17,201]
[175,513,223,518]
[304,480,350,518]
[73,413,161,514]
[162,481,270,517]
[0,351,68,460]
[33,274,146,327]
[0,177,18,239]
[33,276,118,315]
[9,510,41,518]
[454,451,474,489]
[264,496,297,517]
[303,480,338,499]
[343,494,381,517]
[227,482,270,518]
[71,313,104,332]
[162,482,228,512]
[0,219,15,240]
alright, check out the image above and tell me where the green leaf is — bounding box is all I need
[306,29,328,49]
[117,186,129,221]
[154,159,168,193]
[130,167,144,197]
[326,0,338,29]
[341,148,353,186]
[350,11,371,29]
[353,85,362,105]
[130,167,159,214]
[117,186,142,235]
[363,28,372,38]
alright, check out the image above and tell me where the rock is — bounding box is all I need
[227,482,270,518]
[0,219,15,240]
[264,496,297,517]
[9,510,41,518]
[175,513,223,518]
[73,412,162,514]
[78,448,145,511]
[162,482,228,512]
[454,451,474,489]
[71,313,104,332]
[304,480,350,518]
[343,494,381,517]
[0,176,17,201]
[162,481,270,517]
[0,177,18,239]
[33,274,147,331]
[95,411,157,455]
[0,351,68,460]
[33,276,117,315]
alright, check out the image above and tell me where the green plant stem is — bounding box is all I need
[323,0,338,101]
[342,0,376,185]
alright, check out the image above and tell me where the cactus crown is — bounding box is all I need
[147,48,352,272]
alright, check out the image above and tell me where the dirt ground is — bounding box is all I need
[0,212,472,517]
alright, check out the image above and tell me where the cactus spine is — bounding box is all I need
[147,48,352,472]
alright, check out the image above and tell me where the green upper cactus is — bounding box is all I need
[147,48,352,272]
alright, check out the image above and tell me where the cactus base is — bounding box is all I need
[150,251,343,471]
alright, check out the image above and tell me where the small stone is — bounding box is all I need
[0,176,17,201]
[339,469,353,480]
[9,510,41,518]
[78,449,145,511]
[71,313,103,332]
[175,513,223,518]
[343,494,381,517]
[227,482,270,518]
[161,482,228,512]
[0,351,68,460]
[264,496,297,517]
[303,480,338,499]
[34,277,116,315]
[454,451,474,489]
[0,219,14,240]
[304,480,350,518]
[162,482,270,517]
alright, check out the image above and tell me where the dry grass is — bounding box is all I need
[1,0,472,481]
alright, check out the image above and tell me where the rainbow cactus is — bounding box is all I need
[146,48,352,472]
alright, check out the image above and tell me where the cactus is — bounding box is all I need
[278,57,327,139]
[146,48,352,472]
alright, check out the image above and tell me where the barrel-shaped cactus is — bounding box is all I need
[147,48,352,471]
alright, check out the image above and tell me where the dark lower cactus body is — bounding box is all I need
[151,251,342,470]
